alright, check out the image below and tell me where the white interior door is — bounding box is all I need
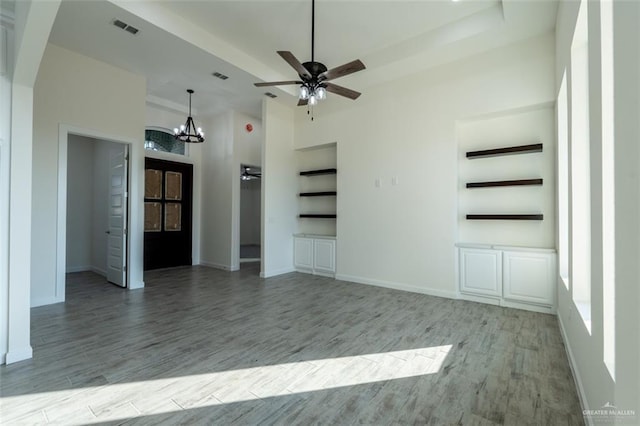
[107,146,128,287]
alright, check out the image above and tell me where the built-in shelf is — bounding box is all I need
[466,178,543,188]
[299,191,337,197]
[300,168,337,176]
[466,214,544,221]
[299,214,337,219]
[466,143,543,159]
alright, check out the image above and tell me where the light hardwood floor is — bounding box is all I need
[1,264,583,425]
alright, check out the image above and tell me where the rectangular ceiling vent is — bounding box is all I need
[112,19,139,36]
[264,92,277,98]
[212,72,229,80]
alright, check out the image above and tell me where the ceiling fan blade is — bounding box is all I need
[298,98,308,106]
[319,59,365,81]
[324,83,361,100]
[254,80,302,87]
[277,51,312,79]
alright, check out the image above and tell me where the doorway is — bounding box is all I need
[144,157,193,270]
[65,135,128,288]
[239,164,261,263]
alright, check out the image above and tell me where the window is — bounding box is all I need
[557,72,569,288]
[144,129,185,155]
[600,0,615,379]
[570,0,591,332]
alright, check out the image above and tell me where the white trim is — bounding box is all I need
[199,261,238,272]
[240,258,260,263]
[558,313,591,425]
[90,266,107,277]
[57,124,140,304]
[5,346,33,365]
[260,267,296,278]
[65,266,92,273]
[335,274,458,300]
[31,296,64,308]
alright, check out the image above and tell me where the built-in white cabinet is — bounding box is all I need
[294,235,336,277]
[459,248,502,297]
[458,244,556,313]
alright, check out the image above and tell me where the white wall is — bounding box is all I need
[555,0,639,416]
[261,99,297,277]
[457,106,555,247]
[66,135,94,271]
[145,103,203,265]
[200,111,234,270]
[32,43,146,307]
[292,34,555,298]
[240,178,261,246]
[199,110,262,270]
[0,10,14,365]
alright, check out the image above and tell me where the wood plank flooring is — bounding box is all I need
[0,264,583,425]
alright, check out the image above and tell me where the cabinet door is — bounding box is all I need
[503,251,555,306]
[294,237,314,271]
[313,239,336,276]
[459,248,502,297]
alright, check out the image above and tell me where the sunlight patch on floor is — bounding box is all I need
[1,345,452,425]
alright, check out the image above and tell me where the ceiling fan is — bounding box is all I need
[254,0,365,112]
[241,166,261,181]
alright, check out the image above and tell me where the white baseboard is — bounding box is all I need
[90,266,107,277]
[31,296,64,308]
[200,261,234,271]
[66,265,91,273]
[335,274,458,300]
[260,267,296,278]
[558,313,590,425]
[128,279,144,290]
[240,258,260,263]
[6,346,33,364]
[0,352,5,365]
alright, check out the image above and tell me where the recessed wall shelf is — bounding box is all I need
[466,178,543,188]
[299,214,337,219]
[466,214,544,221]
[300,168,337,176]
[466,143,543,159]
[300,191,337,197]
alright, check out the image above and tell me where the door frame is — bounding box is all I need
[56,124,142,303]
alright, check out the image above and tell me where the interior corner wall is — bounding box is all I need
[231,111,262,268]
[66,135,95,272]
[145,103,203,265]
[293,33,555,298]
[32,43,145,306]
[261,99,297,277]
[200,111,234,270]
[555,0,640,414]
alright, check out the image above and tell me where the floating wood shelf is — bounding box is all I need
[466,143,543,159]
[299,168,337,176]
[466,214,544,221]
[299,214,337,219]
[466,178,543,188]
[299,191,337,197]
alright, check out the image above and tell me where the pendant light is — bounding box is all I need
[173,89,205,143]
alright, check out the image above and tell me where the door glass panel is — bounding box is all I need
[165,171,183,200]
[165,203,181,231]
[145,169,162,199]
[145,202,162,232]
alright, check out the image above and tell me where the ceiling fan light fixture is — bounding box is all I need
[174,89,205,143]
[309,94,318,106]
[316,86,326,100]
[299,85,310,100]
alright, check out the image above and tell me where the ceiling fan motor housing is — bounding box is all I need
[302,61,328,81]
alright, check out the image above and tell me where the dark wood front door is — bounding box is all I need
[144,158,193,270]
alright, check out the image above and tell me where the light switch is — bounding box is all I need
[375,178,382,188]
[392,176,399,186]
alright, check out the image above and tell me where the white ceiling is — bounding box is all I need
[47,0,558,118]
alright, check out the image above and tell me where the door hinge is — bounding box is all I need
[124,228,128,235]
[124,265,127,272]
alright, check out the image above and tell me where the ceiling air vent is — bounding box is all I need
[112,19,139,36]
[264,92,277,98]
[212,72,229,80]
[113,19,127,30]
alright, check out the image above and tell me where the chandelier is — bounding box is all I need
[173,89,205,143]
